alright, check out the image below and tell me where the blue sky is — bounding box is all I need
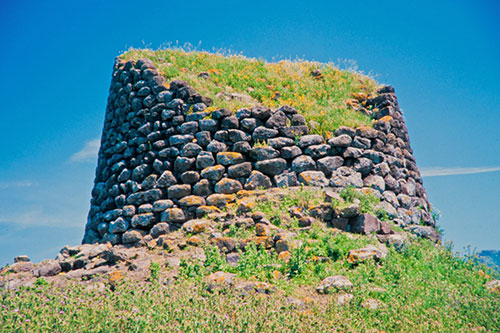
[1,0,499,266]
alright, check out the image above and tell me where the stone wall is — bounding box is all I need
[82,58,434,245]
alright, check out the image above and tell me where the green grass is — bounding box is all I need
[120,48,380,136]
[2,232,498,331]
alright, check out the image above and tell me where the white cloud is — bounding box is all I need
[420,166,500,177]
[0,180,36,190]
[69,139,100,163]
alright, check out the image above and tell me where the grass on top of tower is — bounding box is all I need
[120,48,381,136]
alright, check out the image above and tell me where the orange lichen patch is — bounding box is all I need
[255,223,270,237]
[346,99,359,108]
[356,125,373,133]
[182,219,212,234]
[288,206,303,218]
[236,197,256,212]
[216,152,244,165]
[178,195,206,207]
[196,205,221,215]
[236,189,257,198]
[378,115,393,123]
[303,297,314,304]
[206,271,235,286]
[206,193,236,207]
[352,92,368,100]
[252,236,274,249]
[278,251,291,263]
[347,248,377,264]
[298,310,314,317]
[186,236,202,246]
[108,271,124,285]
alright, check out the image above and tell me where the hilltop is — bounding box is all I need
[1,49,499,331]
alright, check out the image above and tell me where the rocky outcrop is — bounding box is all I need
[82,58,434,245]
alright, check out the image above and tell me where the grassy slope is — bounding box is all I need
[1,236,498,331]
[120,48,380,136]
[1,187,499,331]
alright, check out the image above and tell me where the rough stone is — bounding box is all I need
[150,223,170,238]
[298,171,329,187]
[201,165,225,182]
[253,126,279,140]
[168,184,191,199]
[292,155,316,173]
[228,129,251,142]
[265,111,287,128]
[174,156,195,174]
[251,106,271,119]
[215,178,243,194]
[196,151,215,169]
[34,260,62,277]
[109,217,129,234]
[178,195,206,207]
[206,194,236,207]
[347,244,388,264]
[206,140,227,153]
[350,213,381,234]
[180,143,202,157]
[249,147,280,161]
[329,134,352,147]
[274,172,299,187]
[316,275,353,294]
[298,134,323,149]
[255,158,287,176]
[153,200,174,212]
[317,156,344,176]
[180,171,200,184]
[330,167,363,188]
[407,225,441,242]
[280,146,302,159]
[193,179,212,196]
[228,162,252,178]
[216,152,245,166]
[131,213,155,228]
[122,230,144,244]
[161,208,186,223]
[304,144,330,159]
[244,171,272,190]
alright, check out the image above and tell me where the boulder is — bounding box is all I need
[215,178,243,194]
[201,165,225,182]
[347,244,388,264]
[34,260,62,277]
[255,158,287,176]
[161,208,186,223]
[317,156,344,176]
[150,223,170,238]
[244,171,272,190]
[316,275,353,294]
[249,147,280,161]
[216,152,245,166]
[350,213,380,234]
[298,171,329,187]
[407,225,441,242]
[292,155,316,173]
[298,134,323,148]
[228,162,252,178]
